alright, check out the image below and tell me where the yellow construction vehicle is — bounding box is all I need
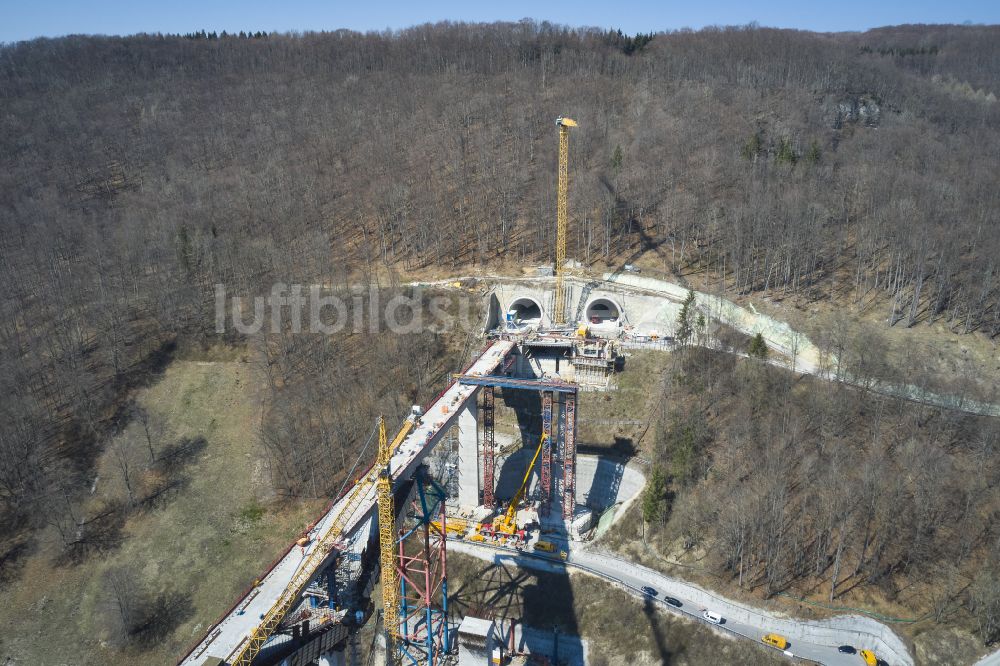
[534,540,556,552]
[554,117,577,325]
[490,433,548,538]
[430,518,467,537]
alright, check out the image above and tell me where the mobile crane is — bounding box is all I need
[483,433,548,542]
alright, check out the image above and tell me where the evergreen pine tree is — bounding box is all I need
[806,140,822,164]
[642,466,668,523]
[676,289,696,346]
[748,332,768,359]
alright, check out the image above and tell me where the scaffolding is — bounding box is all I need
[454,374,578,522]
[481,387,496,510]
[562,394,577,520]
[539,391,553,514]
[397,469,452,666]
[555,395,566,506]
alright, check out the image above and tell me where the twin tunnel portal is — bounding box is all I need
[506,294,623,327]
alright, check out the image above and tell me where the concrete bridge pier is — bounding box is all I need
[457,395,479,509]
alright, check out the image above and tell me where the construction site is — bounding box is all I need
[177,115,915,666]
[179,116,628,666]
[179,332,644,666]
[9,17,1000,666]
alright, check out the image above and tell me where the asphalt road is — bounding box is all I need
[449,539,911,666]
[568,549,861,666]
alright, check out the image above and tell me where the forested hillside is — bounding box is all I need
[633,345,1000,652]
[1,21,999,604]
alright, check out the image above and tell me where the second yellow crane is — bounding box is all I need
[554,116,577,326]
[376,414,417,664]
[492,432,548,536]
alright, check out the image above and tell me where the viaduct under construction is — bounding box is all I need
[178,117,614,666]
[180,329,606,666]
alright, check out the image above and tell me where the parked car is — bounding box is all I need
[838,645,856,654]
[641,585,658,596]
[664,596,682,608]
[623,264,641,273]
[702,610,723,624]
[761,633,789,650]
[859,649,878,666]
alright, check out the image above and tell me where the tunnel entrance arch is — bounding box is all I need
[584,297,623,324]
[507,297,544,326]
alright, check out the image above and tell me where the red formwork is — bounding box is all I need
[397,480,450,665]
[481,386,496,510]
[539,391,553,515]
[562,393,577,521]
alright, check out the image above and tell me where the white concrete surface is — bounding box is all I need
[974,648,1000,666]
[494,453,643,515]
[516,625,587,665]
[458,616,495,666]
[457,399,479,509]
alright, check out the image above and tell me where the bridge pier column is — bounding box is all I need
[317,648,346,666]
[457,392,479,509]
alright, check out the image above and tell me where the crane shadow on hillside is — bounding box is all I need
[448,551,582,663]
[597,174,668,266]
[0,533,32,587]
[642,594,674,665]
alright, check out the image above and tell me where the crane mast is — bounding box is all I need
[554,116,577,325]
[375,414,421,664]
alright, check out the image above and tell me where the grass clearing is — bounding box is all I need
[576,350,672,455]
[0,359,324,665]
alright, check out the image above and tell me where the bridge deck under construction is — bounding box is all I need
[179,340,514,666]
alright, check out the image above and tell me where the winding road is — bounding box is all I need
[448,540,913,666]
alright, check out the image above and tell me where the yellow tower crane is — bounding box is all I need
[376,414,415,664]
[554,116,577,326]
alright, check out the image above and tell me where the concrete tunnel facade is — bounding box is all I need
[584,296,624,324]
[488,281,638,330]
